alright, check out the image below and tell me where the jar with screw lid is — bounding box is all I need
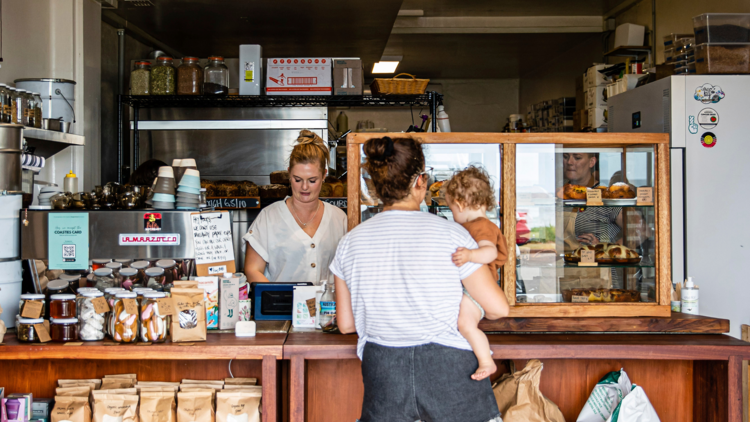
[203,56,229,95]
[93,268,116,292]
[17,318,44,343]
[77,290,107,341]
[150,57,176,95]
[131,61,152,95]
[0,84,11,123]
[120,268,140,290]
[91,259,112,271]
[105,262,123,286]
[156,260,178,290]
[50,294,77,319]
[18,294,45,319]
[12,89,27,125]
[111,292,139,343]
[131,261,150,286]
[50,318,79,342]
[32,92,43,128]
[141,292,169,343]
[145,267,166,291]
[177,57,203,95]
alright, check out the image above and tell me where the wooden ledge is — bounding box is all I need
[479,312,729,333]
[0,332,287,360]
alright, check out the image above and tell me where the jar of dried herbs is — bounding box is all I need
[131,61,151,95]
[150,57,176,95]
[203,56,230,95]
[177,57,203,95]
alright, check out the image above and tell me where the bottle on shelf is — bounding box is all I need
[63,171,78,194]
[437,105,451,133]
[319,280,336,329]
[681,277,699,315]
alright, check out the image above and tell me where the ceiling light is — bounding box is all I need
[372,61,400,74]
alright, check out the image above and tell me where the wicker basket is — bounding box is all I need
[370,73,430,96]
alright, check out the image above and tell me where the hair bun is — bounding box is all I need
[296,129,327,149]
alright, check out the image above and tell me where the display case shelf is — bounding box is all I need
[121,93,441,109]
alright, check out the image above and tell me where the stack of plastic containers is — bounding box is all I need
[693,13,750,74]
[663,33,693,65]
[673,37,696,74]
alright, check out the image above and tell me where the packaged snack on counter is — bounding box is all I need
[99,377,135,390]
[141,292,169,343]
[195,277,219,330]
[92,394,138,422]
[216,390,262,422]
[170,288,206,342]
[104,374,137,379]
[51,396,90,422]
[5,394,32,422]
[176,391,214,422]
[139,391,176,422]
[33,398,54,422]
[219,274,240,330]
[91,389,137,400]
[57,379,102,390]
[181,380,224,385]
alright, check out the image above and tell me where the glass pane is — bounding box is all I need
[516,144,657,304]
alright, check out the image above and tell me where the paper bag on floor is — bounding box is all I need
[577,368,632,422]
[493,359,565,422]
[605,386,660,422]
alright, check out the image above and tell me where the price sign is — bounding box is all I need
[21,301,44,319]
[579,250,598,266]
[636,187,654,206]
[586,189,603,206]
[572,295,589,303]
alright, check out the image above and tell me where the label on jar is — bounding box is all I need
[92,296,110,314]
[21,300,44,319]
[35,323,52,343]
[123,299,138,315]
[156,298,176,316]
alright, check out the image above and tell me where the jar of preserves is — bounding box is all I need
[145,267,166,291]
[45,279,72,319]
[50,294,77,319]
[77,287,99,296]
[12,89,26,125]
[156,259,178,289]
[111,292,139,343]
[203,56,229,95]
[18,294,45,318]
[115,259,132,268]
[0,84,11,123]
[177,57,203,95]
[120,268,139,290]
[23,91,35,127]
[91,259,111,271]
[17,318,44,343]
[105,261,123,286]
[150,57,176,95]
[77,290,106,341]
[141,292,169,343]
[93,268,115,292]
[32,92,43,128]
[131,61,151,95]
[50,318,78,342]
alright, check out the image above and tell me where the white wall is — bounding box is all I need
[0,0,101,192]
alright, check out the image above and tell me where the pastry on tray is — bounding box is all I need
[429,181,444,198]
[565,243,640,265]
[562,288,640,303]
[604,182,636,199]
[562,184,588,200]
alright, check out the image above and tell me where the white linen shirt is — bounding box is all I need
[243,198,347,284]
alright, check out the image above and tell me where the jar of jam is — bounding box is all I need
[156,260,178,290]
[131,261,150,284]
[145,267,166,291]
[50,294,77,319]
[141,292,169,343]
[17,318,44,343]
[91,259,111,271]
[18,294,45,318]
[93,268,115,291]
[77,291,106,341]
[50,318,78,342]
[120,268,140,290]
[111,292,139,343]
[105,262,123,287]
[45,279,72,319]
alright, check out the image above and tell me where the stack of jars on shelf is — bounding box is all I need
[0,84,43,127]
[130,56,230,96]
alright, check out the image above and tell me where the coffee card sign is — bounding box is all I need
[190,211,236,276]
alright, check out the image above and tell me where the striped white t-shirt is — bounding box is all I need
[329,210,482,359]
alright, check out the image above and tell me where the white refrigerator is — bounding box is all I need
[609,75,750,338]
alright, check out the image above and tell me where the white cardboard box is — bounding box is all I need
[239,45,263,95]
[588,106,608,128]
[219,274,240,330]
[586,86,607,109]
[614,23,645,48]
[585,64,614,89]
[293,285,319,328]
[266,58,332,95]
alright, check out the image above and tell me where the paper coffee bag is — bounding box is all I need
[92,394,139,422]
[223,379,256,386]
[176,391,214,422]
[55,386,92,397]
[171,288,207,342]
[51,396,91,422]
[139,391,176,422]
[216,391,262,422]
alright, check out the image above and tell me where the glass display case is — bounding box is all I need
[347,132,671,318]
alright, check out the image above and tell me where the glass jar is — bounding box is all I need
[111,292,139,343]
[0,84,10,123]
[91,259,111,271]
[131,261,150,286]
[133,287,155,305]
[150,57,176,95]
[120,268,139,290]
[23,91,35,127]
[45,279,72,319]
[77,287,99,296]
[105,287,126,305]
[156,259,178,289]
[77,290,106,341]
[17,318,44,343]
[18,294,45,318]
[140,292,169,343]
[93,267,116,292]
[145,267,166,291]
[50,294,77,319]
[50,318,78,342]
[32,92,43,128]
[105,262,123,287]
[115,259,132,268]
[59,274,82,293]
[177,57,203,95]
[131,61,152,95]
[203,56,229,95]
[12,88,26,125]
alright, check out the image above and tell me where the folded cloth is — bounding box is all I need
[22,154,45,168]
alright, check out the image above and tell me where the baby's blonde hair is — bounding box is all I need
[444,165,496,210]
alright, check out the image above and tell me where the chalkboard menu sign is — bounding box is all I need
[205,197,260,209]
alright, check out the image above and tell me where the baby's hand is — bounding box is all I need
[452,248,472,267]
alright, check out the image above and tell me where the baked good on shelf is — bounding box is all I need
[429,181,444,198]
[605,182,636,199]
[323,176,345,197]
[562,288,640,303]
[565,244,595,262]
[237,181,259,197]
[603,245,640,264]
[259,184,288,198]
[270,171,290,185]
[320,183,333,198]
[563,184,588,200]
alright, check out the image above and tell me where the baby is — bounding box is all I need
[444,165,509,381]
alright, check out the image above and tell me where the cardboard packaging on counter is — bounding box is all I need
[2,397,29,422]
[32,398,53,422]
[219,274,240,330]
[196,276,219,330]
[266,58,332,95]
[292,285,318,328]
[333,58,363,95]
[239,44,263,95]
[216,391,262,422]
[171,288,207,342]
[6,394,33,422]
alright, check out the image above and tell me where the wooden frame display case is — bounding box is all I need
[345,132,671,318]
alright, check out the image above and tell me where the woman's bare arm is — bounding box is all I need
[244,246,270,282]
[462,265,509,320]
[334,275,356,334]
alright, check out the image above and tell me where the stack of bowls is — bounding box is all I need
[152,166,176,210]
[172,159,185,184]
[176,169,201,209]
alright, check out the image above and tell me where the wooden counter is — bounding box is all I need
[0,333,286,422]
[284,330,750,422]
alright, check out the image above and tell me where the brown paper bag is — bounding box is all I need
[52,396,92,422]
[100,378,135,390]
[176,391,214,422]
[137,382,180,387]
[137,386,179,394]
[173,281,199,289]
[222,386,261,390]
[493,360,565,422]
[171,288,207,342]
[56,386,93,397]
[179,388,218,409]
[59,379,103,389]
[105,374,138,379]
[181,380,224,385]
[216,391,262,422]
[92,389,139,399]
[139,391,176,422]
[92,394,140,422]
[223,379,257,386]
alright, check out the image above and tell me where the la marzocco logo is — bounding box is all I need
[118,234,180,246]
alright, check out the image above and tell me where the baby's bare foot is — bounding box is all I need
[471,361,497,381]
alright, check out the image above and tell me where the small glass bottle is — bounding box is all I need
[32,92,43,128]
[145,267,166,291]
[91,259,112,271]
[203,56,229,95]
[120,268,139,291]
[50,294,77,319]
[177,57,203,95]
[17,318,44,343]
[50,318,79,342]
[105,261,123,287]
[141,292,169,343]
[0,84,10,123]
[77,290,106,341]
[93,267,116,292]
[12,89,26,125]
[111,292,139,343]
[150,57,176,95]
[131,61,152,95]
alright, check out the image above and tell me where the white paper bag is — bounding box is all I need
[605,386,660,422]
[577,369,632,422]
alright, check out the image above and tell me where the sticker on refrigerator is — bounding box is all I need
[694,84,725,104]
[697,108,719,129]
[688,116,699,134]
[700,132,717,148]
